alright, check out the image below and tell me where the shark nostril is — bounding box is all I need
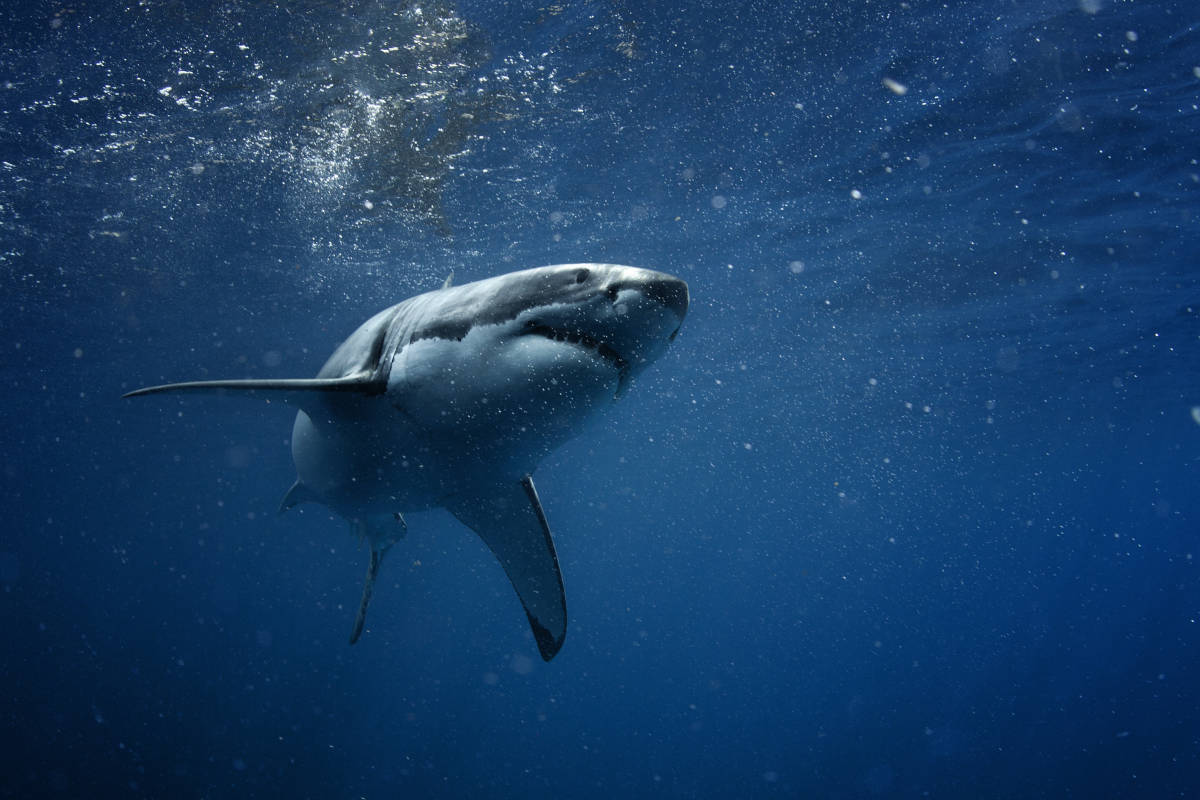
[643,278,689,320]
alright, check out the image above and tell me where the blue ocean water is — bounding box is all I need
[2,0,1198,796]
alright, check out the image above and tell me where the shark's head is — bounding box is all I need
[388,263,688,468]
[504,263,688,394]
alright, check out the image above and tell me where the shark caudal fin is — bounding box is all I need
[444,475,567,662]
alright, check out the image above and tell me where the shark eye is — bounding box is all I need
[606,285,619,301]
[574,269,590,284]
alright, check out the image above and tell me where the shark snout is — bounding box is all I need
[643,275,689,321]
[610,271,689,321]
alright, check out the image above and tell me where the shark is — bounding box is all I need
[125,263,689,661]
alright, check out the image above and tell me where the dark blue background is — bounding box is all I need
[3,1,1198,796]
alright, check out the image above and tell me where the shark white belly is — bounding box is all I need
[126,263,689,661]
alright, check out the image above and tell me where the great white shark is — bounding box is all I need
[125,263,689,661]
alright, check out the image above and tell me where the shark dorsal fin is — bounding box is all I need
[441,271,455,289]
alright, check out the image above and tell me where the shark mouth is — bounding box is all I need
[522,322,630,379]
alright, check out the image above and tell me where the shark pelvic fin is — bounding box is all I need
[346,515,407,644]
[278,480,318,514]
[349,544,387,645]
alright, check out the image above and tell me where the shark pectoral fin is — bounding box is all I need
[123,373,385,403]
[445,475,567,662]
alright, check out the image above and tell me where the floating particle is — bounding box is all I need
[881,77,908,95]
